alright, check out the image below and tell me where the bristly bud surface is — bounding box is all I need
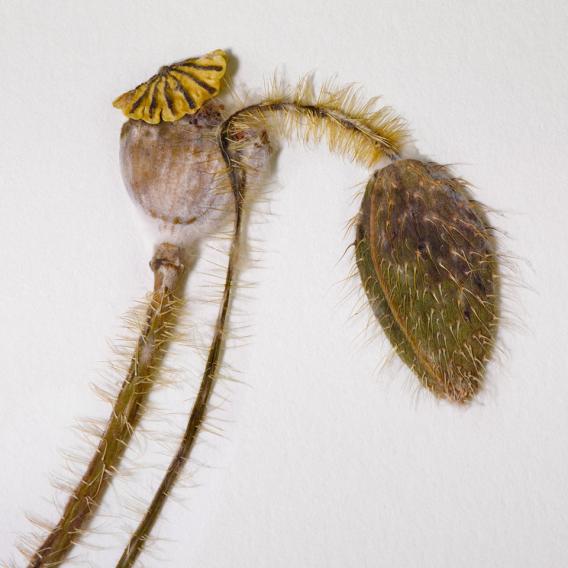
[356,159,499,403]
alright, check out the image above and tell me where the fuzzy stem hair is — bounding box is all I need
[27,243,184,568]
[116,80,407,565]
[228,76,408,166]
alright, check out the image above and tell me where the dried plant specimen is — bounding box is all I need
[22,50,271,567]
[14,49,500,566]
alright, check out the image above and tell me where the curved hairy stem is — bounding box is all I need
[117,87,407,565]
[239,101,402,161]
[28,243,184,568]
[227,79,407,166]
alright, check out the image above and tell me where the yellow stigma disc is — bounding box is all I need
[113,49,227,124]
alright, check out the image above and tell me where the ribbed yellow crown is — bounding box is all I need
[113,49,227,124]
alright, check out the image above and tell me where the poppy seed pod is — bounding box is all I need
[356,159,499,403]
[119,101,271,247]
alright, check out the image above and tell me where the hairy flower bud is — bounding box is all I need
[356,159,499,403]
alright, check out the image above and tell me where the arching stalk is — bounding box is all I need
[117,92,406,565]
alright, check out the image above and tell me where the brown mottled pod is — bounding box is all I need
[356,159,499,403]
[120,101,271,247]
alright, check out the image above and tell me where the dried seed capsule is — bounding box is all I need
[119,101,271,247]
[116,49,271,247]
[356,159,499,403]
[120,101,228,244]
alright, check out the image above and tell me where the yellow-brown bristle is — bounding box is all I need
[227,75,408,169]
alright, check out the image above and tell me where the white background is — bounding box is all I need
[1,1,567,567]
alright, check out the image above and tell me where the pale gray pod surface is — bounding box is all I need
[119,101,272,247]
[119,102,229,240]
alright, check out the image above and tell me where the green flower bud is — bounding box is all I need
[356,159,499,403]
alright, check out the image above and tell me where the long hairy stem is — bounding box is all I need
[117,87,407,565]
[27,243,183,568]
